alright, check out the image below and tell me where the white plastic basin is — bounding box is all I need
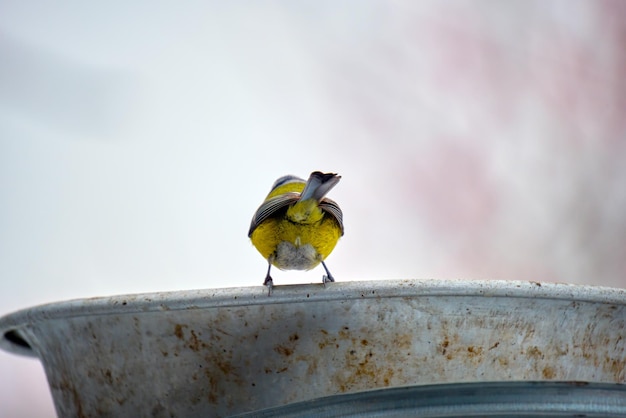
[1,279,625,416]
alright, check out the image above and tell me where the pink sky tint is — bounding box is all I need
[318,2,626,286]
[406,138,499,234]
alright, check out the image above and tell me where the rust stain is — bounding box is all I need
[439,337,450,355]
[57,378,86,418]
[188,329,201,352]
[525,346,543,359]
[205,370,218,405]
[330,333,400,394]
[103,369,113,385]
[467,346,483,357]
[216,359,234,375]
[614,335,624,351]
[555,344,569,356]
[338,326,351,339]
[274,345,293,357]
[606,358,626,381]
[299,353,319,376]
[174,323,186,340]
[394,334,412,350]
[542,366,556,379]
[318,329,339,350]
[174,324,208,352]
[214,327,233,337]
[274,333,300,357]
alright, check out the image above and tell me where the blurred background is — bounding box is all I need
[1,1,625,416]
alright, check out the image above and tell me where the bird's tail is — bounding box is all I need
[299,172,341,202]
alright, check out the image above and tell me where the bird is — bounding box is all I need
[248,171,344,295]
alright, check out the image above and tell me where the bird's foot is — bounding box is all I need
[263,276,274,296]
[321,261,335,288]
[322,274,335,287]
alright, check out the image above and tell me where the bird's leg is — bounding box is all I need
[263,259,274,296]
[321,261,335,287]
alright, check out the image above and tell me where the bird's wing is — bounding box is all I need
[319,198,344,236]
[248,192,301,237]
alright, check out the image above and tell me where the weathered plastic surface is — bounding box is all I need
[0,279,625,417]
[234,381,626,417]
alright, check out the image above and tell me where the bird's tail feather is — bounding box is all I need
[299,172,341,202]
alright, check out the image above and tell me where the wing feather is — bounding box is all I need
[319,198,344,236]
[248,192,300,237]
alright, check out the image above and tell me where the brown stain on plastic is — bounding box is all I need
[188,329,201,352]
[315,326,410,394]
[274,345,293,356]
[467,346,483,357]
[174,323,186,340]
[543,366,556,379]
[274,333,299,357]
[172,319,242,408]
[439,337,450,355]
[337,346,395,393]
[607,358,626,380]
[526,346,543,359]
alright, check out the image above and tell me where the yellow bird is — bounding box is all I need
[248,171,344,294]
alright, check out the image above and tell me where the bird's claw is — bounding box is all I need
[264,276,274,296]
[321,261,335,288]
[322,274,335,287]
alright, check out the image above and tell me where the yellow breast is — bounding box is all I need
[250,202,342,270]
